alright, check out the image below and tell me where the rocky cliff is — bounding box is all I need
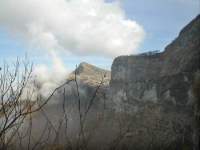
[108,15,200,147]
[110,15,200,113]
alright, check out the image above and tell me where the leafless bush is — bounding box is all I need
[0,59,74,150]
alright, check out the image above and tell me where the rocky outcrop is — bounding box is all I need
[109,15,200,147]
[110,15,200,111]
[68,62,111,87]
[61,62,110,108]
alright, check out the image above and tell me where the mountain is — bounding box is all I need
[109,15,200,147]
[59,62,111,109]
[28,15,199,150]
[110,14,200,108]
[68,62,111,87]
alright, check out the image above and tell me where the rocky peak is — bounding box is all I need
[69,62,111,86]
[75,62,109,76]
[161,14,200,76]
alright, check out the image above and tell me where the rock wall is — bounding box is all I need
[110,15,200,112]
[109,15,200,148]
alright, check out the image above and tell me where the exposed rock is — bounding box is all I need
[59,62,111,108]
[110,15,200,110]
[68,62,111,87]
[109,15,200,147]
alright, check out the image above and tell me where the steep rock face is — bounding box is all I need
[110,15,200,110]
[109,15,200,147]
[161,15,200,76]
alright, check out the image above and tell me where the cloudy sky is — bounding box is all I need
[0,0,199,70]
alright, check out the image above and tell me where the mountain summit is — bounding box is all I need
[69,62,111,86]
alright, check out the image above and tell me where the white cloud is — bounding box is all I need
[0,0,145,58]
[33,52,69,98]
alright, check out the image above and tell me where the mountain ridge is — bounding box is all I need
[68,62,111,87]
[110,14,200,106]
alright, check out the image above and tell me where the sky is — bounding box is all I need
[0,0,199,71]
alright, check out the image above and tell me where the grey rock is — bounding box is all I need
[108,15,200,148]
[110,15,200,110]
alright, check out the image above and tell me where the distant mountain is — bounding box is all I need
[68,62,111,87]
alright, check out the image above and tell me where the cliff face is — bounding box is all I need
[110,15,200,112]
[161,15,200,76]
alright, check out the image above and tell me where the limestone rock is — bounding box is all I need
[110,15,200,109]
